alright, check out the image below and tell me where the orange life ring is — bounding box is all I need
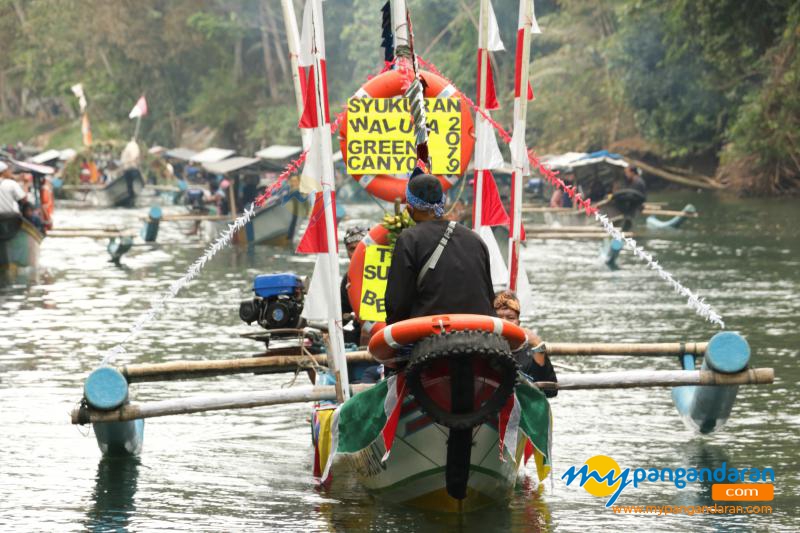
[369,314,528,363]
[339,69,475,202]
[347,224,389,332]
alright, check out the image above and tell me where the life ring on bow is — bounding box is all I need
[368,314,527,364]
[339,69,475,202]
[346,223,390,334]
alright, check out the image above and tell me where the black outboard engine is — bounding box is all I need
[239,273,305,330]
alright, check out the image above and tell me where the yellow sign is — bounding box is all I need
[359,245,392,322]
[345,98,462,175]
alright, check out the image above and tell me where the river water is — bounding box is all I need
[1,191,797,532]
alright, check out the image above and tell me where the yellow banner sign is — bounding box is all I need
[359,244,392,322]
[346,98,462,175]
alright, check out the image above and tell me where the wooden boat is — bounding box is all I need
[0,214,44,281]
[62,172,145,208]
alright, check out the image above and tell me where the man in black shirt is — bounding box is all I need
[385,174,495,325]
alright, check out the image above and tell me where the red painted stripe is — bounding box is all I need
[514,28,524,97]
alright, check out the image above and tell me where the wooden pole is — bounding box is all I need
[528,368,773,391]
[71,368,774,424]
[71,384,373,424]
[642,208,698,218]
[545,342,707,356]
[121,352,374,383]
[625,157,724,190]
[115,342,709,384]
[507,0,534,292]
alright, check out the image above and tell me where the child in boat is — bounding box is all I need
[493,290,557,397]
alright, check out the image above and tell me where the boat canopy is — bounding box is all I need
[191,148,235,164]
[11,159,54,175]
[202,156,261,175]
[29,149,61,165]
[540,150,628,182]
[255,145,302,160]
[164,148,198,161]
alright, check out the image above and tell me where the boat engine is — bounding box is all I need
[239,273,305,330]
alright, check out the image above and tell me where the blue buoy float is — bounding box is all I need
[672,331,751,434]
[84,367,144,456]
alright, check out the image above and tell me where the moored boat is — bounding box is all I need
[0,214,44,280]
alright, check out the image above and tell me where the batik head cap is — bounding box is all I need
[406,173,445,218]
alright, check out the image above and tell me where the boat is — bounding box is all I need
[64,172,145,208]
[0,214,44,281]
[67,0,774,517]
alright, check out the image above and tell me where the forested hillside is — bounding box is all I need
[0,0,796,195]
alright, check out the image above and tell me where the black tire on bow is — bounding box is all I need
[406,330,519,431]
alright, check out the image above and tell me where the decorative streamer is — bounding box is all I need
[417,56,724,328]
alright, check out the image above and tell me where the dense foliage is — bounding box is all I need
[0,0,796,195]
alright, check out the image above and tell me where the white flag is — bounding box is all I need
[486,1,505,51]
[474,114,505,170]
[70,83,87,112]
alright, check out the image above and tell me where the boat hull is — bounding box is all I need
[200,200,299,246]
[343,398,524,512]
[0,216,44,280]
[71,174,145,208]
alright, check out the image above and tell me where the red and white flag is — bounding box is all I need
[514,0,540,101]
[128,95,148,119]
[298,0,329,128]
[476,0,505,110]
[296,191,337,254]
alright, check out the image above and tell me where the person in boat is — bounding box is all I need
[549,171,577,208]
[0,162,27,215]
[385,173,495,325]
[341,225,368,346]
[620,165,646,196]
[19,200,46,234]
[493,290,557,397]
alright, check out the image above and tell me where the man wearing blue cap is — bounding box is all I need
[385,174,495,325]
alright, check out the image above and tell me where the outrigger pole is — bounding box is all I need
[72,368,773,424]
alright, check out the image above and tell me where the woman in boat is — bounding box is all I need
[493,290,557,397]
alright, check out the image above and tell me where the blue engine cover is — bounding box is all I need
[253,273,302,298]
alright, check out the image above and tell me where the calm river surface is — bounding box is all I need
[1,191,797,532]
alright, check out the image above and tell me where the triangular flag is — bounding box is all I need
[486,1,505,51]
[296,191,337,254]
[474,115,505,170]
[476,52,500,111]
[298,0,329,128]
[128,95,148,119]
[477,225,509,292]
[479,170,511,227]
[301,254,333,321]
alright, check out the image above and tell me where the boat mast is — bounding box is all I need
[473,0,490,230]
[308,0,351,400]
[280,0,311,151]
[508,0,534,291]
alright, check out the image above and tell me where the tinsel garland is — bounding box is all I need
[417,56,725,328]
